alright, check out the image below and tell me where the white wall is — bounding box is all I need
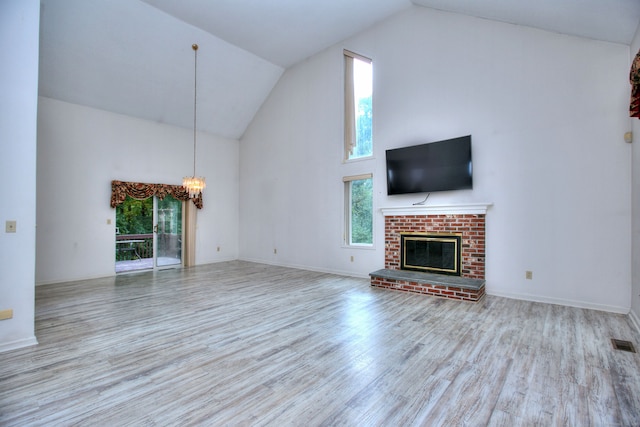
[240,6,632,313]
[631,26,640,328]
[36,97,239,285]
[0,0,40,351]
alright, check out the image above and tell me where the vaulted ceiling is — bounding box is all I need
[38,0,640,140]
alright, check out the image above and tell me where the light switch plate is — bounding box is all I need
[5,220,16,233]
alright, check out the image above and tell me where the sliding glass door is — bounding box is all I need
[155,195,182,268]
[115,195,183,273]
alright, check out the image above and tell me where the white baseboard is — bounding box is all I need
[486,289,629,314]
[629,309,640,334]
[196,256,238,266]
[36,272,116,286]
[237,257,370,279]
[0,336,38,353]
[36,259,239,286]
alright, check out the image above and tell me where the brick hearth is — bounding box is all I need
[369,269,485,301]
[371,204,491,302]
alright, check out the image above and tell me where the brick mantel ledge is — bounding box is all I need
[380,202,493,217]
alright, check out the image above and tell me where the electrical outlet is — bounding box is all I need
[273,248,277,255]
[525,271,533,280]
[217,246,221,252]
[0,309,13,320]
[5,220,16,233]
[350,256,354,262]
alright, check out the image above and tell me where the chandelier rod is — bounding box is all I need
[192,43,198,177]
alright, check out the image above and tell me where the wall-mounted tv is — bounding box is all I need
[386,135,472,195]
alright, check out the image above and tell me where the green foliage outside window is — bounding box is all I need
[115,196,153,235]
[353,96,372,158]
[351,178,373,245]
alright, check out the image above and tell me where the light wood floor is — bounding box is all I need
[1,261,640,426]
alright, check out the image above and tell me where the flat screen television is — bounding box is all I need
[386,135,472,195]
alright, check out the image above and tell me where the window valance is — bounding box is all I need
[110,180,203,209]
[630,49,640,118]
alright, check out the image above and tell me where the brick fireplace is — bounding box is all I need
[370,203,491,302]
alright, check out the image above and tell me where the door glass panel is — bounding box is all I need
[156,195,182,268]
[115,196,154,273]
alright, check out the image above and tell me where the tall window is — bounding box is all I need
[344,50,372,160]
[344,174,373,246]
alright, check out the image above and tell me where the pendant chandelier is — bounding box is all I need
[183,43,206,198]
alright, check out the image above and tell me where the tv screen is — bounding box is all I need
[386,135,472,195]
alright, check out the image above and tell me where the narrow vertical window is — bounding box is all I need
[344,50,372,160]
[344,174,373,246]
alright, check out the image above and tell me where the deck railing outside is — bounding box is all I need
[115,234,153,261]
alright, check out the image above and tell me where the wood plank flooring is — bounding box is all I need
[1,261,640,426]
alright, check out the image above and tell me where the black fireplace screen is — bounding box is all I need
[401,234,462,276]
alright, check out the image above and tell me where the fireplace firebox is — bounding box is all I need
[401,233,462,276]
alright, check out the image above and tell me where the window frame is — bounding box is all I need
[344,50,373,162]
[343,173,374,247]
